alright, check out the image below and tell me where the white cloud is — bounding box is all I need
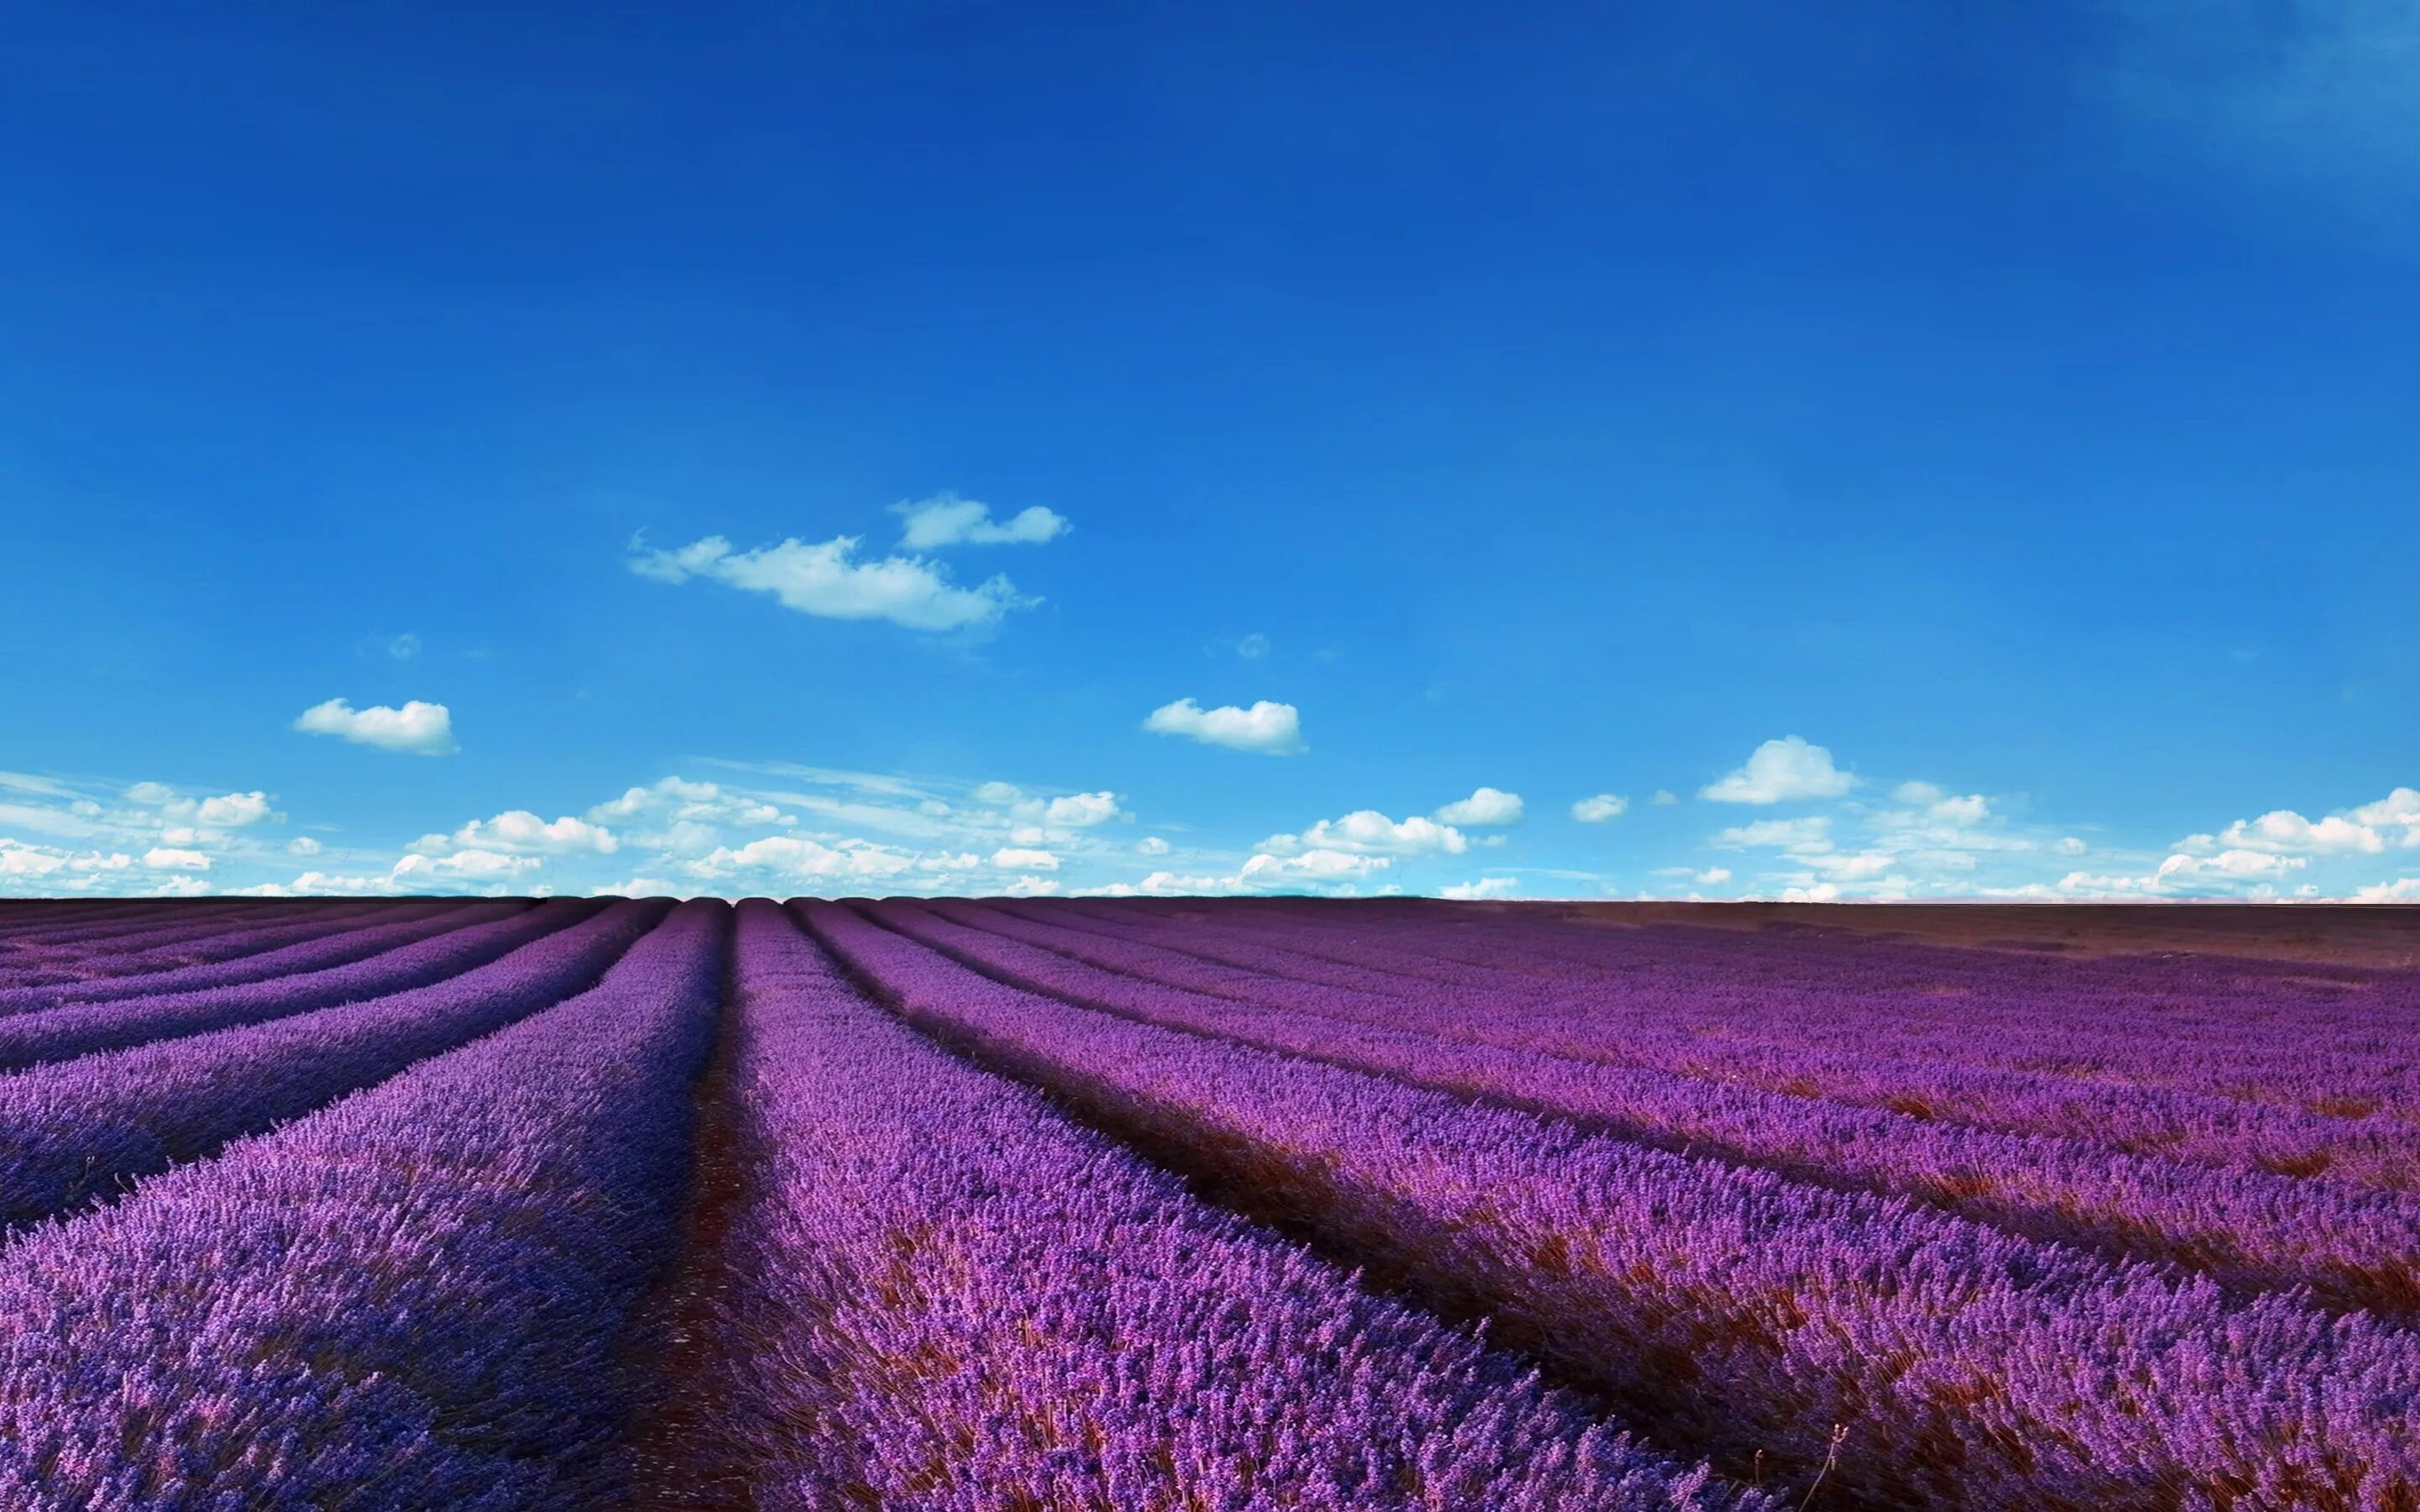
[1926,794,1990,825]
[2216,810,2386,855]
[382,633,422,660]
[2054,836,2088,856]
[1240,849,1391,882]
[1440,877,1518,900]
[1802,851,1898,881]
[2350,788,2420,830]
[1234,633,1270,659]
[288,836,324,856]
[0,840,68,879]
[688,835,919,882]
[1892,780,1944,805]
[1265,811,1467,857]
[1002,875,1061,897]
[1434,787,1524,827]
[1712,816,1833,852]
[237,870,402,897]
[629,533,1032,632]
[2354,878,2420,902]
[1039,791,1124,827]
[1143,698,1306,755]
[142,848,212,871]
[586,777,788,853]
[150,875,213,897]
[892,494,1071,549]
[1650,865,1733,885]
[142,790,274,828]
[2157,849,2307,881]
[391,849,542,883]
[592,876,684,898]
[1137,836,1171,856]
[1701,736,1854,805]
[1649,790,1679,806]
[294,698,457,755]
[991,847,1060,871]
[1571,794,1629,823]
[1782,883,1842,902]
[421,811,619,856]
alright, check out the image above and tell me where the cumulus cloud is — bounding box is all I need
[2351,788,2420,830]
[892,494,1071,549]
[1265,811,1466,857]
[990,847,1060,871]
[2354,878,2420,902]
[688,835,919,883]
[1440,876,1518,900]
[2054,837,2088,856]
[1434,787,1524,827]
[2215,810,2388,854]
[1571,794,1629,823]
[142,848,211,871]
[420,811,619,856]
[2157,849,2307,881]
[294,698,457,755]
[1143,698,1305,755]
[630,533,1033,632]
[145,790,276,828]
[1041,791,1123,827]
[1137,836,1171,856]
[1702,736,1854,804]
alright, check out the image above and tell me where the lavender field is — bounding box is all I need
[1,895,2415,1511]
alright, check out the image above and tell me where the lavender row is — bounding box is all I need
[1088,902,2420,1116]
[0,900,358,960]
[1050,902,2420,1186]
[0,900,450,990]
[809,900,2420,1512]
[0,897,671,1231]
[650,900,1757,1511]
[0,900,517,1013]
[913,900,2420,1316]
[0,897,602,1072]
[0,899,724,1509]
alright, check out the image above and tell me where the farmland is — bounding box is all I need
[0,897,2414,1509]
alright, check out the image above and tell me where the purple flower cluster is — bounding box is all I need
[808,899,2420,1511]
[0,899,725,1509]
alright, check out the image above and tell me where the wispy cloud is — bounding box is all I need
[630,533,1034,633]
[892,493,1071,549]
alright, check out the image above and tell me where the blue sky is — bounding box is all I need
[3,1,2416,902]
